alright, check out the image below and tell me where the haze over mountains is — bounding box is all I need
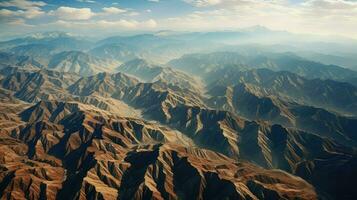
[0,29,357,200]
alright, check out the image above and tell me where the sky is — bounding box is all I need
[0,0,357,39]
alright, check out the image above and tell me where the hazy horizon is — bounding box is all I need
[1,0,357,40]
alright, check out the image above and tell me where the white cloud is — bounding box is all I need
[46,19,157,30]
[95,19,157,29]
[49,7,95,20]
[102,7,127,14]
[0,0,45,19]
[303,0,357,10]
[0,0,46,10]
[148,0,160,2]
[184,0,221,7]
[97,20,138,28]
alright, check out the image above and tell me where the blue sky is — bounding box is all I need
[0,0,357,39]
[40,0,196,16]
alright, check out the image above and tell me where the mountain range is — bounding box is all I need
[0,31,356,200]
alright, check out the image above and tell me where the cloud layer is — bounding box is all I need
[0,0,356,38]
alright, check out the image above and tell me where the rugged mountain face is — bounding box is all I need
[0,68,142,117]
[68,72,139,97]
[202,67,357,147]
[117,59,203,93]
[0,100,318,200]
[117,59,169,81]
[48,51,119,76]
[140,102,357,199]
[62,70,357,199]
[204,68,357,116]
[207,82,357,146]
[0,67,78,102]
[67,70,204,110]
[0,52,44,69]
[1,64,356,199]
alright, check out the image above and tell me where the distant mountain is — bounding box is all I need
[169,52,357,86]
[297,51,357,70]
[0,32,96,68]
[48,51,119,76]
[258,53,357,85]
[8,43,55,65]
[0,52,44,69]
[168,52,248,75]
[154,26,295,46]
[0,31,93,51]
[97,34,178,48]
[95,34,209,63]
[89,43,138,62]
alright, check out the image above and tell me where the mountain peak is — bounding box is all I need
[28,31,73,39]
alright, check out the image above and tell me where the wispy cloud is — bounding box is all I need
[48,7,95,20]
[102,7,127,14]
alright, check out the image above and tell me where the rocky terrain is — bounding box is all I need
[0,100,318,200]
[0,32,356,200]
